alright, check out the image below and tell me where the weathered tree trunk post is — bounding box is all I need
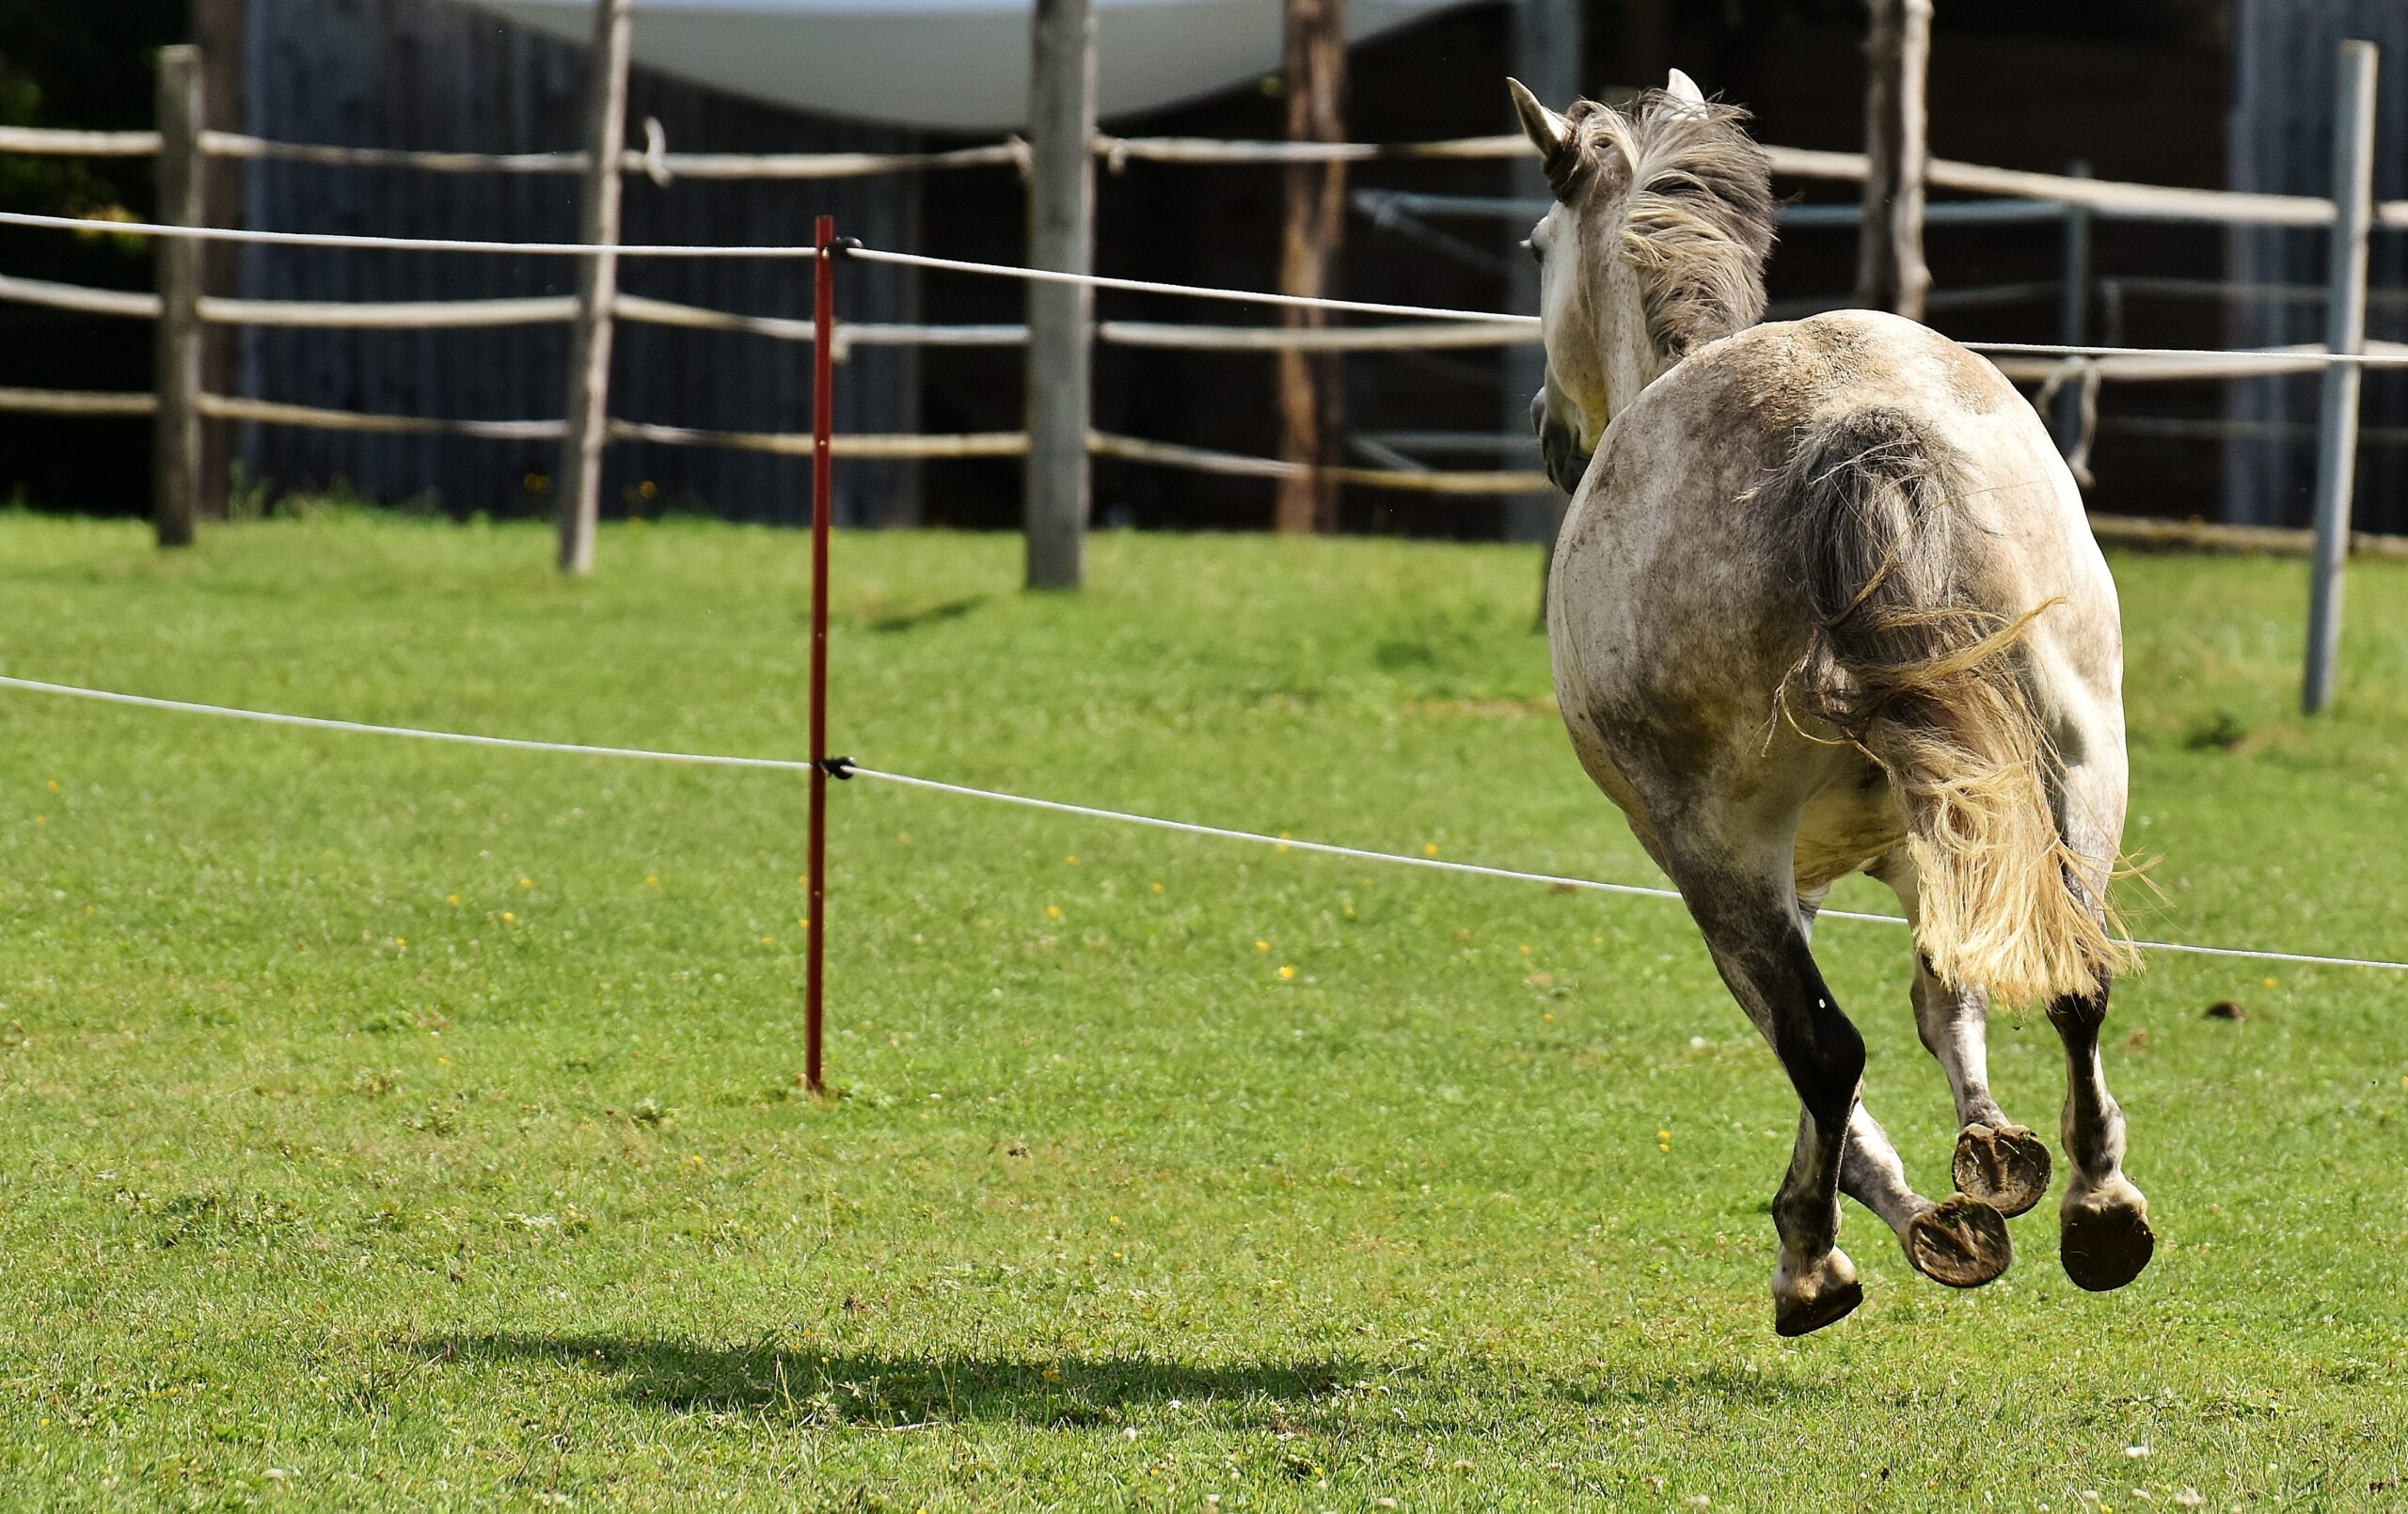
[152,45,204,550]
[192,0,246,521]
[2303,39,2379,716]
[555,0,635,576]
[1504,0,1580,592]
[1857,0,1931,319]
[1274,0,1346,534]
[1023,0,1097,590]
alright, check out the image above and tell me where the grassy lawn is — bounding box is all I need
[1,512,2404,1510]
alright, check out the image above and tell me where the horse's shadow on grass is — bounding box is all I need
[425,1333,1369,1428]
[863,595,986,634]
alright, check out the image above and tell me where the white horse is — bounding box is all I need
[1512,72,2153,1334]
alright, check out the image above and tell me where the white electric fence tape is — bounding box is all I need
[3,674,2401,975]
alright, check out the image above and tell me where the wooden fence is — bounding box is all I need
[5,41,2407,648]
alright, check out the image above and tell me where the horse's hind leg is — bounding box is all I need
[1675,862,1869,1335]
[2049,977,2152,1288]
[2050,761,2154,1291]
[1873,856,2052,1217]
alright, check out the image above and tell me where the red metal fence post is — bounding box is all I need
[806,213,835,1092]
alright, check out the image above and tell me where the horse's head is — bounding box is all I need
[1508,72,1777,496]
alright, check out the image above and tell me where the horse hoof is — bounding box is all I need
[1907,1193,2013,1288]
[2062,1181,2155,1292]
[1953,1123,2052,1218]
[1772,1250,1862,1337]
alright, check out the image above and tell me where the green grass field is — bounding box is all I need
[2,512,2404,1510]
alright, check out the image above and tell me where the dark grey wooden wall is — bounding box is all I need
[2226,0,2408,533]
[235,0,921,527]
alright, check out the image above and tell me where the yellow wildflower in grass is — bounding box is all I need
[519,876,534,890]
[34,815,45,826]
[1422,843,1440,857]
[1066,855,1079,866]
[1254,939,1270,953]
[446,894,461,907]
[761,936,776,948]
[45,779,59,792]
[2262,976,2279,989]
[501,911,517,924]
[1151,881,1164,894]
[1276,832,1292,853]
[1278,965,1297,981]
[1046,905,1064,921]
[645,874,659,888]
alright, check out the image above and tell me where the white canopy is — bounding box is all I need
[461,0,1467,130]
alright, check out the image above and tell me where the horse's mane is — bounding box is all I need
[1559,90,1777,359]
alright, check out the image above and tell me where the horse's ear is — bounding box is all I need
[1665,68,1706,108]
[1507,77,1580,198]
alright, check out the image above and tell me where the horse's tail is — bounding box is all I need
[1774,407,2131,1004]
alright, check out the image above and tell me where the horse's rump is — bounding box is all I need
[1766,407,2132,1003]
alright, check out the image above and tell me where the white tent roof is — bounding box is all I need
[460,0,1467,130]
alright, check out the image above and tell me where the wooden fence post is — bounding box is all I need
[152,44,204,550]
[1858,0,1931,319]
[2303,39,2379,716]
[1502,0,1578,556]
[1274,0,1347,534]
[555,0,635,576]
[1023,0,1096,591]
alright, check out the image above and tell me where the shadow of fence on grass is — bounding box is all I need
[422,1333,1369,1428]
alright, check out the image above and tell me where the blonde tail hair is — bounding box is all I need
[1773,408,2134,1004]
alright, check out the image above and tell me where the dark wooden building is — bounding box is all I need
[2226,0,2408,532]
[236,0,922,527]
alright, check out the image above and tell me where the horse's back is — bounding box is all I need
[1547,307,2122,865]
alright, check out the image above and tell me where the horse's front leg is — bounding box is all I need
[1801,891,2014,1287]
[1677,864,1869,1335]
[1870,857,2054,1218]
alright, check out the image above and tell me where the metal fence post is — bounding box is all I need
[2055,160,2092,454]
[152,45,203,549]
[555,0,635,576]
[2303,39,2378,716]
[1023,0,1096,590]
